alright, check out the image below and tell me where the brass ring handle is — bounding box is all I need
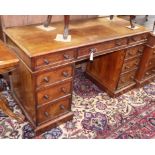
[43,95,49,100]
[43,77,49,83]
[61,87,67,93]
[90,48,97,53]
[44,59,49,65]
[64,54,70,59]
[128,52,133,56]
[145,72,150,75]
[125,66,130,70]
[62,71,69,77]
[115,41,122,46]
[138,49,143,53]
[120,79,125,83]
[60,104,65,110]
[132,37,138,42]
[44,112,49,117]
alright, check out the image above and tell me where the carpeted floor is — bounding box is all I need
[0,69,155,139]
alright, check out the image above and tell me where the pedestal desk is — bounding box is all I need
[3,17,155,135]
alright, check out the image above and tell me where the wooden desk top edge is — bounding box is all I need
[4,17,151,58]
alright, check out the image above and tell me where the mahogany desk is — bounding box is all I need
[3,17,155,135]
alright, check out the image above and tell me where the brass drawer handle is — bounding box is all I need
[61,87,67,93]
[62,71,69,77]
[44,59,49,65]
[134,61,139,65]
[43,95,49,100]
[90,48,97,53]
[44,112,49,117]
[132,37,138,42]
[125,66,130,70]
[64,54,70,59]
[128,51,133,56]
[60,104,65,110]
[145,72,150,76]
[138,49,143,53]
[130,76,134,80]
[120,79,125,83]
[43,77,49,83]
[115,41,122,46]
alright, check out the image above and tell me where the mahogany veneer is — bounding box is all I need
[3,17,155,135]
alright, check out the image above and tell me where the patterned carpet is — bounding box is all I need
[0,69,155,139]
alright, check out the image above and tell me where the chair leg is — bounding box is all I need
[130,15,136,28]
[145,15,148,22]
[44,15,52,27]
[0,93,25,123]
[63,15,70,40]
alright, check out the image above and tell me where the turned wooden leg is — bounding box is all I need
[153,21,155,32]
[130,15,136,29]
[145,15,149,22]
[63,15,70,40]
[110,15,114,20]
[44,15,52,27]
[0,93,25,123]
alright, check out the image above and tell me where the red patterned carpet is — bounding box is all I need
[0,69,155,139]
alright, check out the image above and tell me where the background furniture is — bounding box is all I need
[44,15,70,39]
[3,16,155,135]
[0,40,24,122]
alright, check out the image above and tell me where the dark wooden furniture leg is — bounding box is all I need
[110,15,114,20]
[145,15,149,21]
[130,15,136,28]
[63,15,70,40]
[44,15,52,27]
[0,93,25,123]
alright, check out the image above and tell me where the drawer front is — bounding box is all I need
[117,70,136,89]
[36,65,73,88]
[37,80,72,106]
[128,33,147,44]
[125,45,144,59]
[35,50,75,69]
[78,38,127,58]
[37,96,71,124]
[143,68,155,80]
[122,57,141,73]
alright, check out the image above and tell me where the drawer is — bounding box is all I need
[37,80,72,106]
[125,45,144,59]
[37,96,71,124]
[122,57,141,73]
[117,70,136,89]
[143,68,155,80]
[128,33,147,44]
[35,50,75,69]
[36,65,73,88]
[78,38,127,58]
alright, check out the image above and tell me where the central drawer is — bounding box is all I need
[37,96,71,125]
[37,80,72,106]
[78,38,127,58]
[36,64,73,88]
